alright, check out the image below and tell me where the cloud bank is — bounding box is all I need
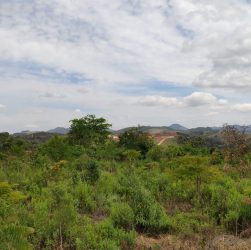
[0,0,251,132]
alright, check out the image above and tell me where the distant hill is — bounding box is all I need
[11,124,251,141]
[114,126,175,135]
[47,127,69,134]
[185,127,219,136]
[169,124,188,131]
[233,125,251,133]
[13,131,60,144]
[114,124,188,135]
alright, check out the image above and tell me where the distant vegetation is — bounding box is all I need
[1,115,251,249]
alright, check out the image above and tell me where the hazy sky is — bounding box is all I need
[1,0,251,132]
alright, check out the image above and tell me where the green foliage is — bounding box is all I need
[0,132,14,153]
[32,183,77,249]
[0,133,28,156]
[69,114,111,146]
[111,202,134,230]
[75,182,96,213]
[75,216,135,250]
[203,177,243,232]
[122,149,141,164]
[1,118,251,248]
[119,127,154,156]
[146,146,165,162]
[171,212,211,236]
[210,149,224,165]
[0,182,32,250]
[85,160,100,184]
[39,136,72,161]
[118,172,170,234]
[177,132,222,149]
[221,124,249,167]
[72,157,100,184]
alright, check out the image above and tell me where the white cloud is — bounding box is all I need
[0,0,206,86]
[1,0,251,131]
[138,95,180,106]
[137,92,228,109]
[189,9,251,89]
[74,109,81,113]
[183,92,217,107]
[183,92,227,107]
[205,112,219,116]
[24,124,38,129]
[1,0,250,90]
[232,104,251,112]
[39,92,66,99]
[77,87,89,94]
[0,104,6,108]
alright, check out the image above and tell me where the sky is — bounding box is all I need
[1,0,251,132]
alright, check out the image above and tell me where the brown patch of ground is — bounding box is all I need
[136,234,203,250]
[136,234,251,250]
[90,210,107,222]
[207,235,251,250]
[151,132,177,145]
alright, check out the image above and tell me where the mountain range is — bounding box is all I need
[47,127,69,134]
[12,124,251,136]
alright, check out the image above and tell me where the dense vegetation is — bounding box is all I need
[1,116,251,249]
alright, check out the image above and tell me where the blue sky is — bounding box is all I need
[1,0,251,132]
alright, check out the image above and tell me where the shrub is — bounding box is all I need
[73,158,100,184]
[75,183,96,213]
[111,202,134,230]
[171,212,211,236]
[210,149,224,165]
[122,149,141,164]
[146,146,164,162]
[118,173,170,234]
[85,161,100,184]
[119,128,154,156]
[39,136,72,162]
[75,217,135,250]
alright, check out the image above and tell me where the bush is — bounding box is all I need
[205,178,242,232]
[73,158,100,184]
[0,182,32,249]
[75,183,96,213]
[210,149,224,165]
[85,161,100,184]
[111,202,134,230]
[75,216,135,250]
[122,149,141,164]
[171,212,211,236]
[39,136,72,162]
[146,146,164,162]
[118,172,170,234]
[119,128,154,156]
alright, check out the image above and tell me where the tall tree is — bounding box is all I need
[221,124,249,166]
[69,115,111,146]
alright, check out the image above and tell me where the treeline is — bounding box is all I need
[1,115,251,249]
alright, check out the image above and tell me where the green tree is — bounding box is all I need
[69,115,111,147]
[172,156,211,198]
[221,124,249,167]
[40,136,72,161]
[119,128,154,156]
